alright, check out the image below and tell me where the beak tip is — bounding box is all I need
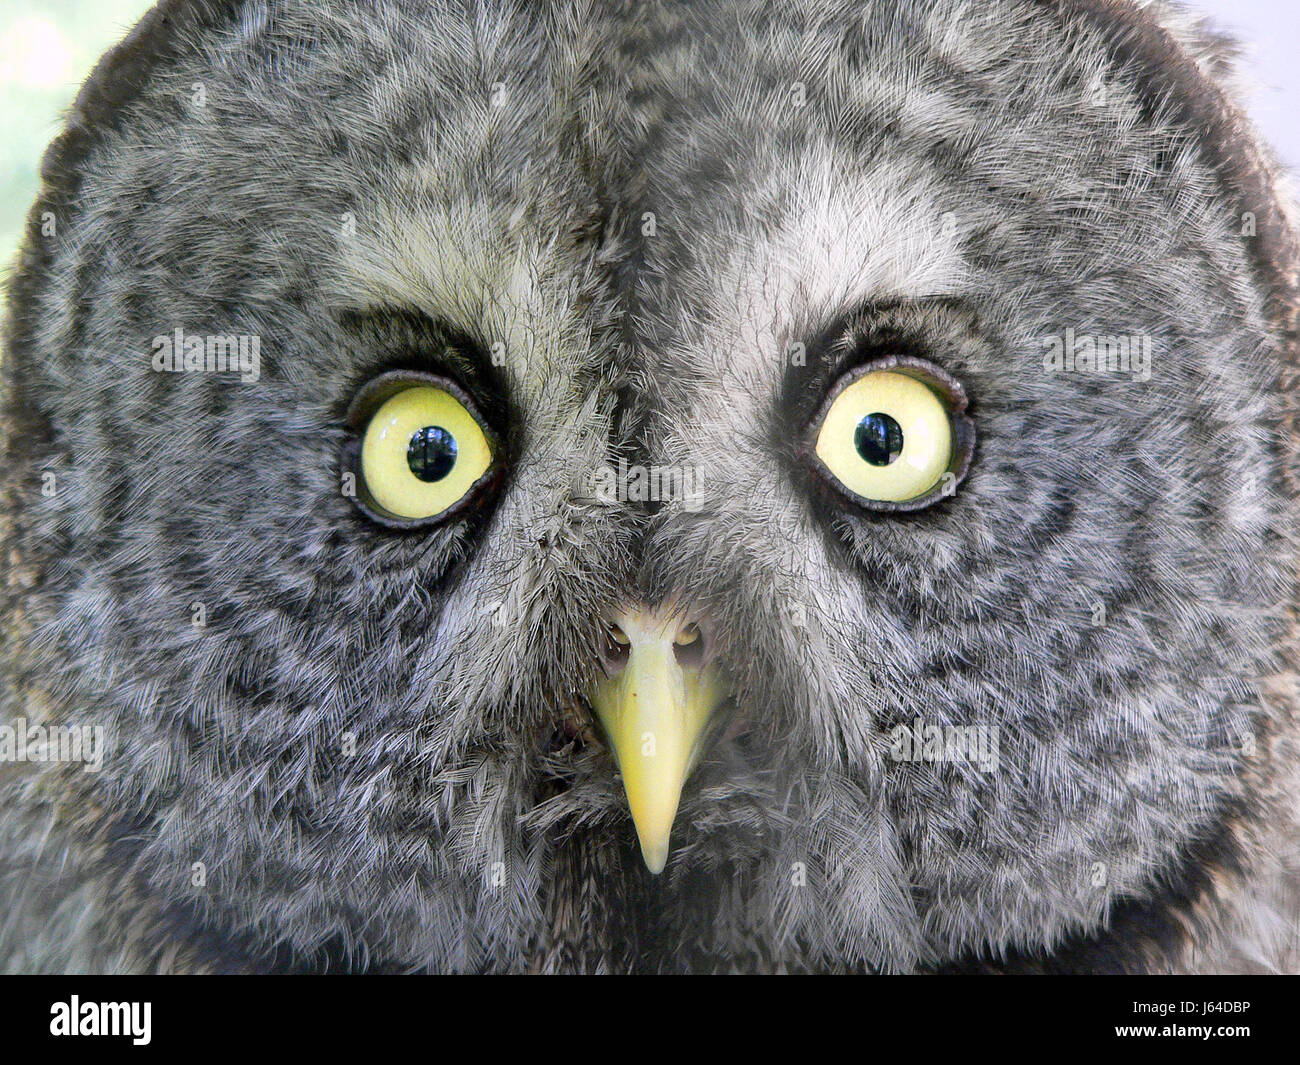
[628,801,676,875]
[640,841,669,875]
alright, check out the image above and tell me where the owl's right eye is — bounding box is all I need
[345,371,501,527]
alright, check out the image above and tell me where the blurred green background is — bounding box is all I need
[1,0,153,282]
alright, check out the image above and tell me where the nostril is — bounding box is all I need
[673,622,705,669]
[599,615,709,673]
[601,624,631,674]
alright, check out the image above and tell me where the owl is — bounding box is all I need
[1,0,1297,975]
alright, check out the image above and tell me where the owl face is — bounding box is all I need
[4,0,1294,972]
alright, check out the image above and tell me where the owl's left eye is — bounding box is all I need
[806,357,974,511]
[345,371,499,527]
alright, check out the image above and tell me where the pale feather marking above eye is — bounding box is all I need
[326,198,568,401]
[688,147,971,399]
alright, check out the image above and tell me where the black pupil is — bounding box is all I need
[855,412,904,466]
[407,426,457,482]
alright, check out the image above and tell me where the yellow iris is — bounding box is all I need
[360,386,492,520]
[814,370,952,502]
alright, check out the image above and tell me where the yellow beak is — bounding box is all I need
[587,608,727,874]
